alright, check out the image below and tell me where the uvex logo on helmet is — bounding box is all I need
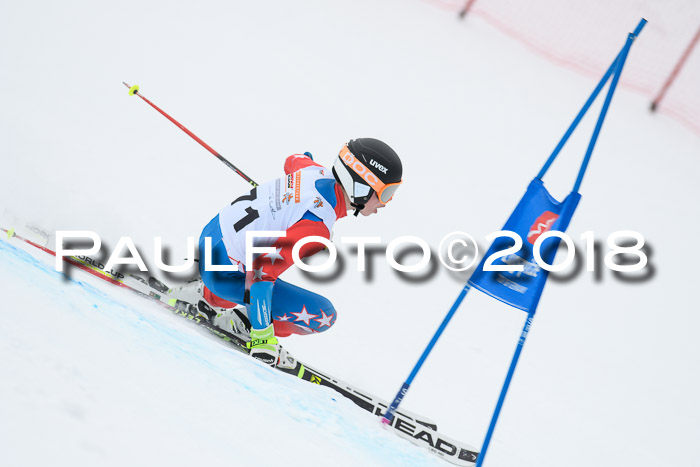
[369,159,388,174]
[527,211,559,245]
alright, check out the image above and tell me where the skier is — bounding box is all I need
[174,138,403,367]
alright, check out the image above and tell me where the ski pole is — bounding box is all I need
[122,82,258,187]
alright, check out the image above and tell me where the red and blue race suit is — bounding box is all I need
[198,153,347,337]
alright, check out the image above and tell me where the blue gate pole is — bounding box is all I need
[536,61,617,180]
[381,284,472,424]
[476,21,647,466]
[573,20,646,192]
[537,18,647,181]
[474,311,535,467]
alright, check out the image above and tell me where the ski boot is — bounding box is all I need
[276,346,297,370]
[247,324,297,370]
[167,278,237,323]
[211,307,251,336]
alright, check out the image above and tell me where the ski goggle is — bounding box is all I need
[339,145,402,204]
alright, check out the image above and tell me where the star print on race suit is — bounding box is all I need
[315,310,335,329]
[264,248,284,265]
[288,306,335,332]
[253,267,268,280]
[291,306,319,326]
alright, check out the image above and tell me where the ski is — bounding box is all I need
[1,224,479,466]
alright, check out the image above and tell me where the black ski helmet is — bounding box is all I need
[332,138,403,214]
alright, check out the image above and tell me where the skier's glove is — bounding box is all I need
[247,323,279,367]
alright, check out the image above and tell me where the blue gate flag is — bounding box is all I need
[468,178,580,314]
[380,21,646,465]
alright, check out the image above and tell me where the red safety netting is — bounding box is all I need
[422,0,700,135]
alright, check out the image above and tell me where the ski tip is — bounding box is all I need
[6,227,15,239]
[128,84,140,96]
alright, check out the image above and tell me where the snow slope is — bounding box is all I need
[0,235,445,467]
[1,0,699,466]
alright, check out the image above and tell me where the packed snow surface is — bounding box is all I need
[0,238,445,467]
